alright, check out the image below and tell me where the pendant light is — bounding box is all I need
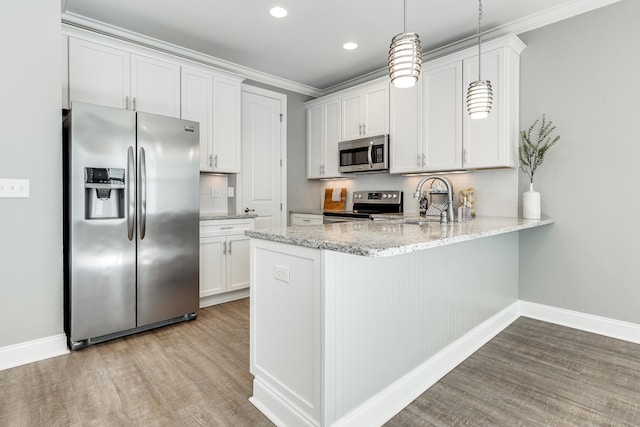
[388,0,421,89]
[466,0,493,119]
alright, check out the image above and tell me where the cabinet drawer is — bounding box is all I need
[291,213,324,226]
[200,219,254,236]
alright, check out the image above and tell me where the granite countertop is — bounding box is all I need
[245,216,553,257]
[200,212,257,221]
[289,209,324,215]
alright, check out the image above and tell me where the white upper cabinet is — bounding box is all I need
[130,54,180,117]
[181,67,213,171]
[390,34,525,173]
[462,40,523,169]
[68,37,180,117]
[212,76,242,172]
[390,58,462,174]
[422,59,463,171]
[306,103,324,178]
[61,35,69,109]
[341,78,389,140]
[68,37,130,110]
[306,96,341,179]
[389,78,422,174]
[181,66,242,173]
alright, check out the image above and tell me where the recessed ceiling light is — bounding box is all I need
[269,6,287,18]
[343,42,358,50]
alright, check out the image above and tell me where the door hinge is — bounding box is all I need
[280,113,283,123]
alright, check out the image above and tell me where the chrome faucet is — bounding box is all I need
[413,176,455,223]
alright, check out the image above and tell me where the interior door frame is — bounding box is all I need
[239,84,287,227]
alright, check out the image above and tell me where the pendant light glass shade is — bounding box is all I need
[467,0,492,119]
[389,32,422,88]
[467,80,493,119]
[388,0,421,89]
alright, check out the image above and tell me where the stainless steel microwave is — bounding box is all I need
[338,134,389,173]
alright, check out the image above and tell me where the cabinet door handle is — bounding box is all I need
[220,226,234,230]
[214,154,218,168]
[359,124,362,136]
[417,153,421,167]
[422,153,426,167]
[362,123,367,135]
[228,241,232,254]
[126,146,135,241]
[125,96,130,110]
[132,97,137,111]
[223,241,227,255]
[463,149,468,164]
[138,146,147,240]
[209,154,213,167]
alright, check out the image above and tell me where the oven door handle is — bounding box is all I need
[367,143,373,168]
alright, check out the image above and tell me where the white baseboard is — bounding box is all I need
[0,334,68,371]
[250,378,315,427]
[519,300,640,344]
[199,289,249,308]
[334,302,521,427]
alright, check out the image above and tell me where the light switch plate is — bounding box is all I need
[227,186,234,197]
[0,179,30,198]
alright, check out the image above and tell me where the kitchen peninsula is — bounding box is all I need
[247,217,552,426]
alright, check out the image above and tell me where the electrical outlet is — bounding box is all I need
[274,264,290,283]
[227,186,234,197]
[0,179,30,198]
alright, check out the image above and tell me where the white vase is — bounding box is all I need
[523,183,541,219]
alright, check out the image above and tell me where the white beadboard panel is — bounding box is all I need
[250,240,322,425]
[323,232,519,423]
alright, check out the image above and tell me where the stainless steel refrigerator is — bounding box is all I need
[63,102,200,350]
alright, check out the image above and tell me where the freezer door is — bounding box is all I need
[136,112,200,326]
[67,102,137,342]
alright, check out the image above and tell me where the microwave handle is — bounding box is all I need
[367,144,373,168]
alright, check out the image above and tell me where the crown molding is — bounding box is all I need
[321,0,623,96]
[62,0,621,99]
[61,12,323,98]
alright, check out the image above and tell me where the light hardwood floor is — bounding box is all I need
[2,299,639,426]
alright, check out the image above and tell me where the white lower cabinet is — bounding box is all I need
[290,213,324,226]
[199,218,254,307]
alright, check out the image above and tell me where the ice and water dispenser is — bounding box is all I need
[84,167,125,219]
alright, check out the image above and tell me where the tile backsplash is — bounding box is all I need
[199,173,229,214]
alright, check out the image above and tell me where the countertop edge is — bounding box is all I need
[245,218,554,257]
[200,214,257,221]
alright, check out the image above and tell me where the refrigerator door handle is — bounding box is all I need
[127,146,135,241]
[139,146,147,240]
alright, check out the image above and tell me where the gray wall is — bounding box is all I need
[0,0,63,346]
[518,0,640,323]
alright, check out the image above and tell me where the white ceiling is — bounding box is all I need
[61,0,620,95]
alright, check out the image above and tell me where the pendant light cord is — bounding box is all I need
[477,0,483,80]
[404,0,407,33]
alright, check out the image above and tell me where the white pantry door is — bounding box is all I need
[241,87,286,229]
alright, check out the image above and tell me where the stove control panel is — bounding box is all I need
[352,190,402,205]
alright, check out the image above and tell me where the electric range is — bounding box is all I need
[323,190,403,223]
